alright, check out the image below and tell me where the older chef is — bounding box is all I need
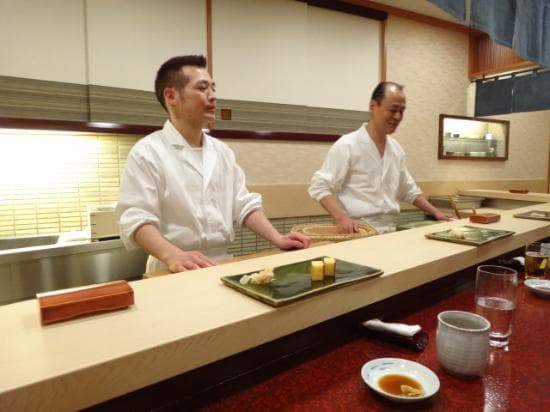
[308,81,450,234]
[117,55,309,273]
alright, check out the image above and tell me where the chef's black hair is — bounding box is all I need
[155,55,208,111]
[371,81,404,104]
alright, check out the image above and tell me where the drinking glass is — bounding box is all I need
[474,265,517,348]
[525,242,547,279]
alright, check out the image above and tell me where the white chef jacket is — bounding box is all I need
[117,120,262,272]
[308,124,422,233]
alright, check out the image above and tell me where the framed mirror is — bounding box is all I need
[438,114,510,160]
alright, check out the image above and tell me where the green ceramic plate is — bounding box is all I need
[425,225,514,246]
[221,257,383,307]
[513,210,550,221]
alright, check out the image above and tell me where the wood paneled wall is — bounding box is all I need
[469,33,537,79]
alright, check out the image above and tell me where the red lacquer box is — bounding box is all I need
[37,280,134,325]
[469,213,501,224]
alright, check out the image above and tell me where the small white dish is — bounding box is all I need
[361,358,440,403]
[525,279,550,298]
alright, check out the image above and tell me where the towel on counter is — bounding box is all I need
[360,318,428,352]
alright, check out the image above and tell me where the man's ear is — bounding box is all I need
[163,87,177,108]
[368,99,376,112]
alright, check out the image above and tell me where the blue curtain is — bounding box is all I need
[476,70,550,116]
[430,0,550,69]
[470,0,516,47]
[427,0,466,22]
[470,0,550,68]
[513,0,550,68]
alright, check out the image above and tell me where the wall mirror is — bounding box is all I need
[438,114,510,160]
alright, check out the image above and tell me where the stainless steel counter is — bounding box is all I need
[0,237,147,305]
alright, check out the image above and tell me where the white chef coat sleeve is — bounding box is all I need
[397,161,422,204]
[308,143,350,201]
[229,151,262,227]
[116,149,162,250]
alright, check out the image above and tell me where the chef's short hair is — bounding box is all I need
[371,81,404,104]
[155,55,207,111]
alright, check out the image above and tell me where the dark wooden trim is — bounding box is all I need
[0,116,159,135]
[438,113,511,125]
[208,129,339,142]
[379,18,386,81]
[206,0,213,77]
[469,33,537,80]
[0,117,340,142]
[305,0,387,20]
[342,0,474,33]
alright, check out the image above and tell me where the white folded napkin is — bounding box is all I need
[362,318,422,337]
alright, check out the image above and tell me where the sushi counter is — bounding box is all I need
[1,202,550,411]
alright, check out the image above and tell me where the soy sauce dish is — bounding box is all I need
[524,279,550,298]
[361,358,440,402]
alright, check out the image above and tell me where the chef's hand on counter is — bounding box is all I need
[134,223,217,272]
[335,215,358,234]
[318,195,357,234]
[413,196,455,222]
[274,232,311,250]
[164,250,217,272]
[243,210,310,250]
[432,210,455,221]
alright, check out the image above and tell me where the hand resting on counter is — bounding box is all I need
[273,231,311,250]
[134,223,217,272]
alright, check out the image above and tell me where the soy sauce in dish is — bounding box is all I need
[378,374,424,397]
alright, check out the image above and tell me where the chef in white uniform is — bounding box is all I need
[117,55,309,273]
[308,82,450,234]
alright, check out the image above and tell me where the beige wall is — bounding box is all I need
[230,15,550,191]
[87,0,207,90]
[213,0,380,110]
[0,0,87,84]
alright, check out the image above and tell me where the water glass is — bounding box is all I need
[474,265,517,348]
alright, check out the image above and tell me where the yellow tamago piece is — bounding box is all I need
[323,257,336,276]
[310,260,324,281]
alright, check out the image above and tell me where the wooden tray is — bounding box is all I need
[221,257,383,307]
[513,210,550,221]
[291,222,378,242]
[424,225,514,246]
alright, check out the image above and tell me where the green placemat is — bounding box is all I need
[221,256,383,307]
[425,225,514,246]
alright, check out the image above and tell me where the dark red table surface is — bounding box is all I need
[202,280,549,412]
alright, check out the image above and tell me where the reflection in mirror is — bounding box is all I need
[438,114,509,160]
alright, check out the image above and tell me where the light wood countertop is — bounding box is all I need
[458,189,550,203]
[1,204,550,411]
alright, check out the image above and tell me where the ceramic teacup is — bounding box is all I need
[436,310,491,379]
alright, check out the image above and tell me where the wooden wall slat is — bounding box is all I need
[469,34,537,79]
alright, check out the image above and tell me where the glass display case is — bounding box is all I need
[438,114,509,160]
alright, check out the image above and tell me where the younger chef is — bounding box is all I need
[117,55,309,273]
[308,81,451,234]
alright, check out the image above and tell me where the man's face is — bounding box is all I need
[167,66,217,126]
[369,86,406,135]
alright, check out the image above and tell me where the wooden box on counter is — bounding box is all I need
[37,280,134,325]
[469,213,501,224]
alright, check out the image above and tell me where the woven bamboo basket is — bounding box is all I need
[291,221,378,243]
